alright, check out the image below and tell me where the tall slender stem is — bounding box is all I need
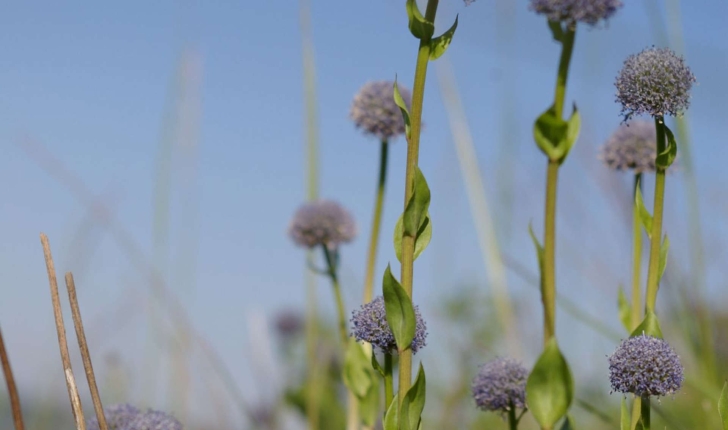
[640,396,651,430]
[542,160,559,344]
[631,174,644,329]
[398,0,439,407]
[645,117,667,313]
[508,406,518,430]
[553,28,575,118]
[363,141,389,304]
[383,353,394,410]
[0,327,25,430]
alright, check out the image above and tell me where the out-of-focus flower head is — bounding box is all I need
[350,81,412,142]
[288,200,357,250]
[529,0,623,27]
[472,357,528,413]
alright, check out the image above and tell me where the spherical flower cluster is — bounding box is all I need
[86,403,182,430]
[350,81,412,141]
[529,0,623,26]
[471,357,528,413]
[608,334,684,397]
[600,120,659,173]
[350,296,428,354]
[615,47,696,121]
[288,200,357,249]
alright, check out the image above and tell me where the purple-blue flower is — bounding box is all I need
[615,47,696,121]
[472,357,528,413]
[350,81,411,142]
[350,296,427,354]
[608,334,684,397]
[529,0,623,26]
[87,403,140,430]
[600,120,658,173]
[125,408,183,430]
[288,200,357,249]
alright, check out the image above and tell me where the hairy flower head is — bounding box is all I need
[529,0,623,26]
[125,409,183,430]
[608,334,684,397]
[600,120,660,173]
[472,357,528,413]
[87,403,140,430]
[350,81,411,141]
[615,47,696,120]
[350,296,427,354]
[289,200,357,249]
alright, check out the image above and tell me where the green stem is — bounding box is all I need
[630,396,641,430]
[508,406,518,430]
[631,174,643,330]
[384,353,394,412]
[553,28,575,118]
[363,140,389,304]
[640,396,651,430]
[397,0,439,407]
[644,117,666,313]
[542,160,559,344]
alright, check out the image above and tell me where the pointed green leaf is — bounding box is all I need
[343,339,372,398]
[658,234,669,282]
[393,76,412,140]
[635,185,653,239]
[359,371,381,427]
[406,0,434,40]
[657,124,678,169]
[400,363,426,430]
[558,104,581,163]
[548,20,564,42]
[403,167,431,237]
[630,310,663,338]
[371,351,385,377]
[382,265,416,352]
[526,339,574,428]
[383,395,398,430]
[719,381,728,430]
[617,285,631,333]
[429,15,458,60]
[559,414,575,430]
[394,213,432,262]
[533,105,567,160]
[620,398,630,430]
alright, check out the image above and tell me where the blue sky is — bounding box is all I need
[1,0,727,426]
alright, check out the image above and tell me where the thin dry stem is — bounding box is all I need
[65,272,107,430]
[0,326,25,430]
[40,233,86,430]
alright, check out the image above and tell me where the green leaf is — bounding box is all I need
[382,265,416,352]
[658,234,669,282]
[343,339,372,398]
[403,167,431,237]
[548,20,564,42]
[526,338,574,428]
[719,381,728,430]
[657,124,678,169]
[559,414,575,430]
[559,104,581,162]
[528,222,545,292]
[406,0,434,40]
[359,371,381,427]
[393,76,412,139]
[383,395,398,430]
[429,15,458,60]
[635,185,653,239]
[394,213,432,262]
[617,285,631,333]
[620,398,630,430]
[533,104,580,163]
[371,351,385,377]
[630,310,663,338]
[400,363,427,430]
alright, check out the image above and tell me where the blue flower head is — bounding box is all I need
[350,81,411,142]
[608,334,684,397]
[529,0,623,26]
[126,409,183,430]
[615,47,696,121]
[600,120,658,173]
[471,357,528,413]
[288,200,357,249]
[87,403,140,430]
[350,296,427,354]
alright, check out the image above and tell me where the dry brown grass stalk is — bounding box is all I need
[65,272,108,430]
[40,233,86,430]
[0,326,25,430]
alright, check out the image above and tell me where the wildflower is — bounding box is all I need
[125,409,183,430]
[471,357,528,413]
[615,47,696,121]
[350,296,427,354]
[529,0,623,26]
[288,200,357,249]
[274,309,304,338]
[87,403,140,430]
[350,81,411,141]
[600,120,659,173]
[608,334,684,397]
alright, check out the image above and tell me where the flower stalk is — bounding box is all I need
[630,174,643,329]
[363,140,389,304]
[644,117,667,313]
